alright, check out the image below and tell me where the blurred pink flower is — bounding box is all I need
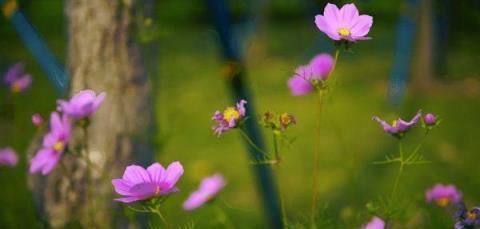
[3,63,32,93]
[287,53,334,96]
[362,216,385,229]
[32,113,43,127]
[309,53,334,80]
[0,148,18,167]
[183,173,226,211]
[426,183,462,207]
[57,89,106,119]
[112,161,184,203]
[423,113,437,126]
[30,112,71,175]
[315,3,373,42]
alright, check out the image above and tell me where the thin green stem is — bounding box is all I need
[83,126,95,227]
[272,133,280,163]
[390,141,404,200]
[405,130,430,163]
[238,128,268,156]
[151,207,170,229]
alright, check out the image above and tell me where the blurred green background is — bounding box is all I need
[0,0,479,228]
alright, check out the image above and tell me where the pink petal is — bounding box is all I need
[128,183,157,197]
[323,3,340,26]
[315,15,341,40]
[50,112,62,132]
[339,3,359,28]
[112,179,134,196]
[114,196,145,203]
[147,163,166,183]
[350,15,373,37]
[122,165,152,184]
[163,161,184,188]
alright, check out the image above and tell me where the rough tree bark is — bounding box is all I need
[29,0,152,227]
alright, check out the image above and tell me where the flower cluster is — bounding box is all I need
[112,162,226,212]
[373,110,439,139]
[455,204,480,229]
[260,111,296,133]
[212,100,247,136]
[287,53,333,96]
[29,89,106,175]
[3,63,32,93]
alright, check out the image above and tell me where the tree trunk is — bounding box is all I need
[29,0,152,227]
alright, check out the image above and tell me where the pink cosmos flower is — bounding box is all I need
[57,89,106,119]
[362,216,385,229]
[287,53,333,96]
[372,110,422,135]
[426,183,462,207]
[32,113,43,127]
[212,100,247,136]
[183,173,226,211]
[30,112,71,175]
[112,161,184,203]
[3,63,32,93]
[315,3,373,42]
[0,148,18,167]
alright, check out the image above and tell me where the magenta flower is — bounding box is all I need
[315,3,373,42]
[212,100,247,136]
[287,53,333,96]
[32,113,43,127]
[362,216,385,229]
[372,110,422,135]
[3,63,32,93]
[112,161,184,203]
[426,183,462,207]
[423,113,437,126]
[30,112,71,175]
[57,89,106,119]
[0,148,18,167]
[309,53,334,80]
[287,67,314,96]
[183,173,226,211]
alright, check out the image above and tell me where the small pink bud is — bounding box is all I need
[423,113,437,126]
[32,113,43,127]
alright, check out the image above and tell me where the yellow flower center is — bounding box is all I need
[338,28,351,37]
[11,82,21,93]
[53,141,64,152]
[391,120,398,128]
[467,212,477,220]
[223,107,240,122]
[436,197,450,207]
[155,186,161,195]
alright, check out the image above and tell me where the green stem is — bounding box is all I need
[151,207,170,229]
[272,133,280,163]
[405,130,430,163]
[83,126,94,227]
[391,141,404,200]
[239,128,268,157]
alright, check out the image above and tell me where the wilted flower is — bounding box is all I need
[315,3,373,42]
[3,63,32,93]
[30,112,71,175]
[372,110,422,136]
[112,161,184,203]
[212,100,247,136]
[426,183,462,207]
[183,173,226,211]
[0,148,18,167]
[362,216,385,229]
[423,113,437,126]
[32,113,43,127]
[57,89,106,119]
[279,113,296,130]
[454,204,480,229]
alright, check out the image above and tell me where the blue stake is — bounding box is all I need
[206,0,283,228]
[1,0,68,94]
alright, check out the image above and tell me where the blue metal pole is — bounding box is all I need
[206,0,283,228]
[387,0,420,107]
[1,0,68,94]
